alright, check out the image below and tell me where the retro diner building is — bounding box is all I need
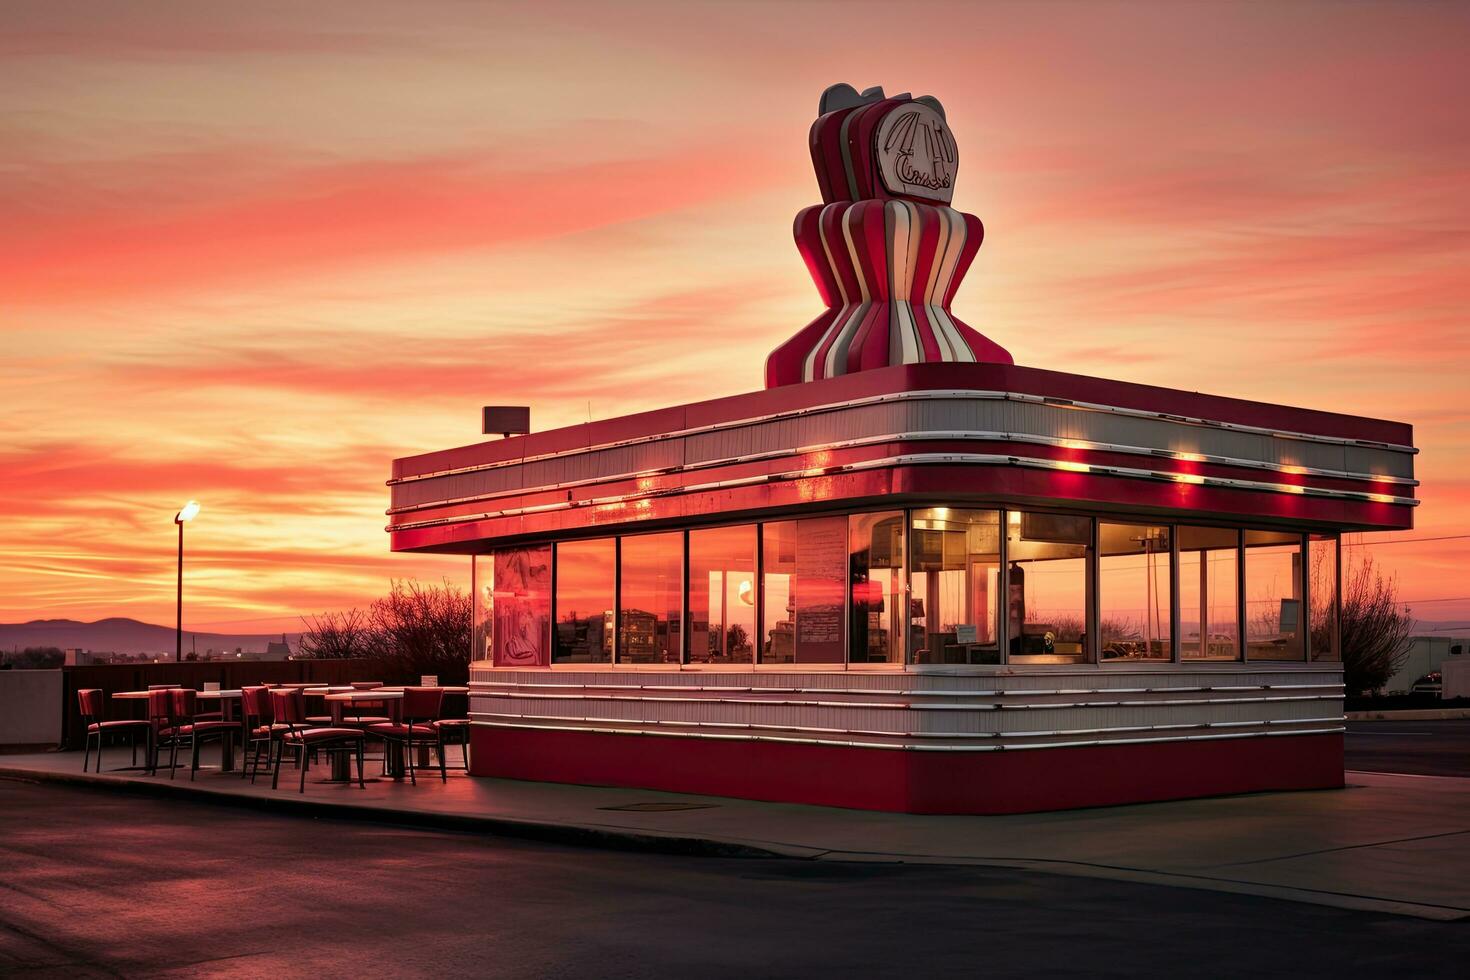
[386,84,1417,814]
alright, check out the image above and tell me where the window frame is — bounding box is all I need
[474,508,1332,672]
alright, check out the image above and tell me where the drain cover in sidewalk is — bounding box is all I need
[598,802,718,812]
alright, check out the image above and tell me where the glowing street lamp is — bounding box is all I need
[174,501,200,663]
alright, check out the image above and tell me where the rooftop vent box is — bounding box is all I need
[483,406,530,438]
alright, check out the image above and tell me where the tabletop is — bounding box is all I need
[112,689,242,699]
[319,686,469,701]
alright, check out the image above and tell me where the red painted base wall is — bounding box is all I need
[469,727,1345,815]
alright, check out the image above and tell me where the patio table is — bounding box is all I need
[110,689,243,772]
[316,688,470,780]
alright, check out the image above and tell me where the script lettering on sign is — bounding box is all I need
[875,103,957,204]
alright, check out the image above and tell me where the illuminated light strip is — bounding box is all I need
[389,388,1417,485]
[387,451,1419,533]
[387,426,1417,516]
[467,710,1344,742]
[470,717,1345,752]
[471,690,1337,711]
[468,680,1344,697]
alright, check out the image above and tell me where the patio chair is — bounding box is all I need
[76,688,151,773]
[433,718,471,771]
[269,688,366,793]
[167,688,238,780]
[369,687,447,784]
[239,686,290,782]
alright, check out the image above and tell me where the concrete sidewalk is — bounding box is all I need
[3,750,1467,922]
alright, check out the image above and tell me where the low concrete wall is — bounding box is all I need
[0,670,62,747]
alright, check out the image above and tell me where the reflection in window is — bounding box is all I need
[1245,530,1304,660]
[850,512,905,664]
[1309,533,1339,662]
[688,525,757,665]
[1007,512,1091,663]
[493,545,551,667]
[909,509,1001,664]
[1099,523,1172,661]
[472,554,492,664]
[619,532,682,664]
[761,517,847,664]
[1178,526,1239,660]
[554,539,614,664]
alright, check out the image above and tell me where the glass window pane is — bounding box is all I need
[1007,512,1091,663]
[909,509,1001,665]
[1245,530,1304,660]
[1310,533,1339,662]
[1178,526,1239,660]
[554,539,614,664]
[492,545,551,667]
[619,532,682,664]
[472,554,492,665]
[850,511,906,664]
[688,525,757,665]
[1099,523,1172,661]
[761,516,847,664]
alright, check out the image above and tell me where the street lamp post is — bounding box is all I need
[174,501,200,663]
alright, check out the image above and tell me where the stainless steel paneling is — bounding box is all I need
[468,666,1344,750]
[398,394,1412,514]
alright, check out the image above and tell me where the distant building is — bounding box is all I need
[264,636,292,660]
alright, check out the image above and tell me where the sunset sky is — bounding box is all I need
[3,0,1468,634]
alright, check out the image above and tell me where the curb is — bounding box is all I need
[1345,708,1470,721]
[0,765,796,861]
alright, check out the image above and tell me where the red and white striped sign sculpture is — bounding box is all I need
[766,84,1013,388]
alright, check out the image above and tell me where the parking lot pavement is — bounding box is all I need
[1346,719,1470,777]
[2,779,1469,979]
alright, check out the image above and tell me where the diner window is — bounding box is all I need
[909,509,1001,665]
[1309,533,1339,662]
[471,554,493,664]
[1178,526,1240,660]
[688,525,757,665]
[1099,523,1172,661]
[618,532,682,664]
[850,511,905,664]
[1007,512,1092,663]
[492,545,551,667]
[1245,530,1304,660]
[553,539,614,664]
[761,516,847,664]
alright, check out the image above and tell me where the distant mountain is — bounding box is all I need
[0,618,301,656]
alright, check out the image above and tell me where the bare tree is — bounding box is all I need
[299,607,380,660]
[370,579,472,684]
[1337,551,1412,695]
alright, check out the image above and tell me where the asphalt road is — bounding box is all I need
[2,780,1469,979]
[1345,719,1470,777]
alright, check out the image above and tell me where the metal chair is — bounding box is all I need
[433,718,472,772]
[269,688,366,793]
[76,688,150,773]
[369,687,447,784]
[167,689,237,780]
[239,686,290,782]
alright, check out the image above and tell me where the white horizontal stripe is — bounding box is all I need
[390,387,1415,486]
[472,717,1345,752]
[469,710,1344,741]
[468,680,1342,697]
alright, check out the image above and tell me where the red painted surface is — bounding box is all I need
[765,199,1011,386]
[469,726,1344,815]
[392,363,1413,482]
